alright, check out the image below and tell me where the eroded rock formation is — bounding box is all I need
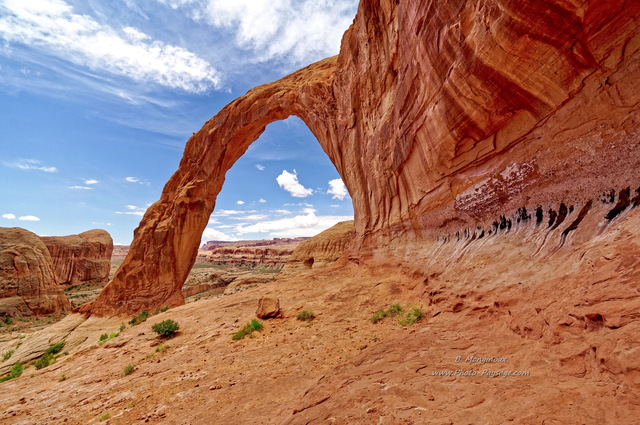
[282,220,354,274]
[41,230,113,286]
[0,228,71,316]
[85,0,640,316]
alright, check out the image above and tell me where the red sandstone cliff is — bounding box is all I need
[85,0,640,316]
[41,230,113,286]
[0,228,71,316]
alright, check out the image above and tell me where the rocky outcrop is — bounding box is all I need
[41,230,113,286]
[0,228,71,316]
[282,221,354,274]
[85,0,640,316]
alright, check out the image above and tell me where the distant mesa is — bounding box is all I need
[41,229,113,287]
[282,221,354,274]
[0,227,113,317]
[0,227,71,316]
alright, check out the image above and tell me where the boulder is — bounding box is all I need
[40,229,113,286]
[256,297,281,319]
[0,227,71,316]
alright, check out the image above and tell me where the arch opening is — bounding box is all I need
[83,58,352,316]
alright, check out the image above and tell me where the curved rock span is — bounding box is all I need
[0,228,71,316]
[86,0,640,315]
[41,229,113,286]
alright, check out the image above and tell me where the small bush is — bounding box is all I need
[2,317,13,325]
[152,320,180,338]
[35,353,54,370]
[400,307,424,325]
[155,344,168,353]
[0,363,23,382]
[387,304,403,316]
[46,341,65,355]
[99,412,111,421]
[123,364,135,376]
[2,350,14,361]
[370,309,387,324]
[296,310,316,321]
[119,323,126,332]
[129,311,150,326]
[232,319,263,340]
[58,374,67,382]
[98,332,119,345]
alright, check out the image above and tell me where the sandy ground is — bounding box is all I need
[0,205,639,424]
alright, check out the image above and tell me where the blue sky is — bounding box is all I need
[0,0,357,244]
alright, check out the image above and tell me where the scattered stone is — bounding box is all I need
[256,297,281,319]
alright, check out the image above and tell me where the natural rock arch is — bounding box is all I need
[85,58,349,315]
[85,0,640,316]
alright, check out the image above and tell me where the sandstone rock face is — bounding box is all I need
[41,230,113,286]
[86,0,640,315]
[0,228,71,316]
[282,221,354,274]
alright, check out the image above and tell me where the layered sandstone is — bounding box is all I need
[85,0,640,315]
[282,221,354,274]
[0,228,71,316]
[41,230,113,286]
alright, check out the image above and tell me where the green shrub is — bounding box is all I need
[155,344,168,353]
[46,341,65,355]
[232,319,263,340]
[387,304,403,316]
[119,323,126,332]
[151,320,179,338]
[296,310,316,321]
[98,332,119,345]
[35,353,54,370]
[123,364,135,376]
[400,307,424,325]
[370,309,387,323]
[2,350,14,361]
[129,311,150,326]
[0,363,23,382]
[2,317,12,325]
[99,412,111,421]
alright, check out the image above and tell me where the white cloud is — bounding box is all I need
[204,0,356,65]
[230,214,268,221]
[276,169,313,198]
[202,227,237,242]
[236,200,245,205]
[3,158,57,173]
[258,198,267,203]
[327,178,348,200]
[125,176,150,185]
[69,185,93,190]
[255,164,265,171]
[2,213,16,219]
[115,205,146,216]
[235,211,352,237]
[211,209,256,216]
[84,179,99,185]
[19,215,40,221]
[0,0,220,92]
[275,209,292,214]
